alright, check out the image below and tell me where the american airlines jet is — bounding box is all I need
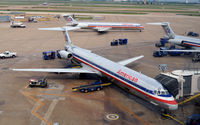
[63,15,144,32]
[148,22,200,53]
[12,27,177,110]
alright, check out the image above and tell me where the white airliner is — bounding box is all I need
[63,15,144,32]
[148,22,200,53]
[12,27,177,110]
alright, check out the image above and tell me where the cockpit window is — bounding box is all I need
[153,90,169,95]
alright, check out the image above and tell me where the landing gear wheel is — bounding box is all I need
[84,89,88,93]
[79,73,86,79]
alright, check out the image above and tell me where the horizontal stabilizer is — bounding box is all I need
[160,49,200,53]
[12,68,95,73]
[118,55,144,66]
[38,27,80,31]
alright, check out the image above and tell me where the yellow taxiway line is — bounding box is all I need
[178,93,200,105]
[21,87,150,125]
[21,90,52,125]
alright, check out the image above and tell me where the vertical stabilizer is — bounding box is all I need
[38,27,80,50]
[63,30,72,50]
[161,22,175,39]
[147,22,175,39]
[62,14,77,23]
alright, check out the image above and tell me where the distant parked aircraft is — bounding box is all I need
[63,15,144,32]
[148,22,200,60]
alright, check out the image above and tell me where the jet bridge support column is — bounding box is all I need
[176,75,185,99]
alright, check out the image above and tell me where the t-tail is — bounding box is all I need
[62,14,77,24]
[147,22,175,39]
[38,27,80,50]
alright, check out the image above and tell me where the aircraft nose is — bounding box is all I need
[169,103,178,110]
[168,99,178,110]
[140,25,144,29]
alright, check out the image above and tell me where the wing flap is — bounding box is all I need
[118,55,144,66]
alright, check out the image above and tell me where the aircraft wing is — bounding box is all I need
[38,26,80,31]
[12,68,96,73]
[147,22,169,26]
[94,27,112,32]
[118,55,144,66]
[160,49,200,53]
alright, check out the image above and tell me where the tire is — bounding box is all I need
[97,88,101,91]
[12,55,15,58]
[84,89,88,93]
[2,56,5,59]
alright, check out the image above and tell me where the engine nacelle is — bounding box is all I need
[58,50,73,59]
[168,39,182,45]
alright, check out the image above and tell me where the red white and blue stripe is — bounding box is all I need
[72,52,177,106]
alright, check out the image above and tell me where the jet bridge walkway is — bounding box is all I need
[155,74,179,97]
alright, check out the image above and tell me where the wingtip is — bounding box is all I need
[138,55,144,59]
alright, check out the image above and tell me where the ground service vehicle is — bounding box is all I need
[186,114,200,125]
[29,79,48,88]
[10,21,26,28]
[110,39,128,46]
[155,38,168,47]
[110,40,119,46]
[187,31,199,37]
[0,51,17,59]
[119,38,128,45]
[43,51,56,60]
[72,80,111,93]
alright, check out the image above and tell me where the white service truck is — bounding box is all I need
[10,21,26,28]
[0,51,17,59]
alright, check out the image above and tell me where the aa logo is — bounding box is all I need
[67,17,72,22]
[164,27,171,34]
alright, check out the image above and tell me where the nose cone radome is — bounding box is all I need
[168,100,178,110]
[169,104,178,110]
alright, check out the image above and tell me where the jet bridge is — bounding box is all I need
[155,70,200,99]
[155,74,179,98]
